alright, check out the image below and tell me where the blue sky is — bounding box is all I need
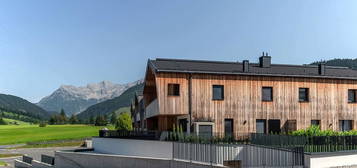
[0,0,357,102]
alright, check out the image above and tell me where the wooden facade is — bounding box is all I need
[143,59,357,135]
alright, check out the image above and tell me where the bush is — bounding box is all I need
[39,122,47,127]
[115,112,132,131]
[290,125,357,136]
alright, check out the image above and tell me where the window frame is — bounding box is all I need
[224,119,234,137]
[311,120,321,127]
[212,85,224,100]
[262,87,273,102]
[299,88,309,102]
[339,120,353,132]
[348,89,357,103]
[168,83,180,96]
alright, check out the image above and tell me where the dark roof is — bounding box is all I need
[148,58,357,80]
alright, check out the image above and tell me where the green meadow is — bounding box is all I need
[0,124,110,145]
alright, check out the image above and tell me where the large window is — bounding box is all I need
[212,85,224,100]
[199,125,213,138]
[348,89,357,103]
[339,120,353,132]
[262,87,273,101]
[268,119,281,134]
[299,88,309,102]
[224,119,234,137]
[256,119,266,134]
[168,84,180,96]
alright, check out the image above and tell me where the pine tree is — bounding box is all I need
[110,112,117,125]
[60,109,67,124]
[89,116,95,125]
[69,114,79,124]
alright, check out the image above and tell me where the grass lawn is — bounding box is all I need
[0,124,111,145]
[0,161,7,166]
[2,118,30,125]
[0,154,22,158]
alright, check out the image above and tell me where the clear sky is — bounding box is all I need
[0,0,357,102]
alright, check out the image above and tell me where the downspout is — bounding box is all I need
[188,73,192,134]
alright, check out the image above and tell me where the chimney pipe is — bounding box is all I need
[318,63,325,75]
[243,60,249,72]
[259,52,271,68]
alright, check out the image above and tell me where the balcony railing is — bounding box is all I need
[145,98,158,118]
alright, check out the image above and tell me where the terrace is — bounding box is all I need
[97,130,357,167]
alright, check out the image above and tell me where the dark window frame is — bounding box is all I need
[348,89,357,103]
[262,87,273,102]
[212,85,224,100]
[256,119,267,134]
[311,120,321,127]
[339,120,353,132]
[168,83,180,96]
[299,88,309,102]
[224,119,234,137]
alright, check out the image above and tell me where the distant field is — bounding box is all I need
[3,118,31,125]
[0,124,111,145]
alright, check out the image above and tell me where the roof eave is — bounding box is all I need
[155,69,357,80]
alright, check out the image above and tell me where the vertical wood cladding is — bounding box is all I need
[151,72,357,134]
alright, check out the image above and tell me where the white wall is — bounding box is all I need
[307,151,357,168]
[93,138,173,159]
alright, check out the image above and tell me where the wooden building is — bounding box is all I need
[142,53,357,136]
[131,91,145,129]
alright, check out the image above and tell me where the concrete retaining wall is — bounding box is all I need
[15,159,53,168]
[305,151,357,168]
[14,160,32,168]
[93,137,173,159]
[32,160,53,168]
[54,150,224,168]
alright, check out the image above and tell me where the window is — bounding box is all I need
[224,119,234,137]
[339,120,353,132]
[268,119,281,134]
[299,88,309,102]
[199,125,213,138]
[178,119,188,132]
[168,84,180,96]
[311,120,321,126]
[256,119,266,134]
[212,85,224,100]
[262,87,273,101]
[348,90,357,103]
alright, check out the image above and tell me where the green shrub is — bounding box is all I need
[115,112,132,131]
[290,125,357,136]
[39,122,47,127]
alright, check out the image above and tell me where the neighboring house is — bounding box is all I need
[131,91,145,129]
[142,53,357,136]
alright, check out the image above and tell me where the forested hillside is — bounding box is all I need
[311,58,357,69]
[0,94,50,123]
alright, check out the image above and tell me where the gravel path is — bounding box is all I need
[0,146,81,168]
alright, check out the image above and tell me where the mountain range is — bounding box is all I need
[77,83,143,119]
[37,80,142,116]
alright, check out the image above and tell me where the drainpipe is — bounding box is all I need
[188,73,192,134]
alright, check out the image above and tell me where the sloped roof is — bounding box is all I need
[148,58,357,80]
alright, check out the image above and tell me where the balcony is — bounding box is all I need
[146,98,159,118]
